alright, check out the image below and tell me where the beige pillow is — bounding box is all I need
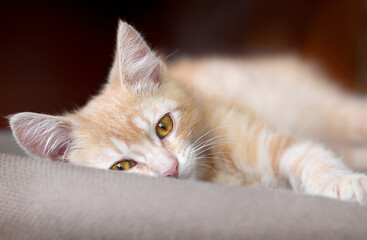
[0,153,366,239]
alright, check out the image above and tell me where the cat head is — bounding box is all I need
[9,21,206,179]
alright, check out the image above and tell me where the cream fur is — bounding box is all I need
[9,21,367,205]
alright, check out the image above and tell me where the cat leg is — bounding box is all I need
[243,125,367,204]
[279,141,367,205]
[211,102,367,204]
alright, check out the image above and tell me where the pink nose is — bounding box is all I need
[162,161,178,178]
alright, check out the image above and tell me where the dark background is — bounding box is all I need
[1,0,366,128]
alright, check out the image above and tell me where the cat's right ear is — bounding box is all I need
[8,112,74,161]
[108,20,165,91]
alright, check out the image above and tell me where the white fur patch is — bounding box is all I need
[133,116,150,131]
[110,137,147,164]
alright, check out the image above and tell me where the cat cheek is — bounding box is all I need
[133,164,158,177]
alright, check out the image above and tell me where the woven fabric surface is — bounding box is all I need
[0,153,367,240]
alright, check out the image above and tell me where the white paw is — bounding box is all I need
[320,174,367,205]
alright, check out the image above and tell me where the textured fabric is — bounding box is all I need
[0,153,367,240]
[0,130,25,156]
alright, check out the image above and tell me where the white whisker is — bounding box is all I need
[192,134,229,152]
[165,48,180,60]
[191,126,230,148]
[192,138,228,153]
[199,151,231,156]
[196,162,217,173]
[195,142,229,156]
[196,156,231,163]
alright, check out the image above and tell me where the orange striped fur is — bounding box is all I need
[9,21,367,205]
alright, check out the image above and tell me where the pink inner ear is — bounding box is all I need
[117,21,163,89]
[130,45,149,63]
[149,64,162,84]
[118,22,150,66]
[11,113,73,161]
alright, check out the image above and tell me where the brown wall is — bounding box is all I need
[1,0,366,128]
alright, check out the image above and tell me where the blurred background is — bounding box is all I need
[0,0,366,129]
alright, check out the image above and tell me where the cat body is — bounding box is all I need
[9,21,367,204]
[170,55,367,173]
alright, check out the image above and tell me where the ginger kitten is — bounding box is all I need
[9,21,367,205]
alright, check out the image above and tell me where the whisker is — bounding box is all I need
[195,139,237,154]
[165,48,180,60]
[199,151,231,156]
[196,156,231,163]
[192,134,230,152]
[196,159,230,165]
[192,138,228,153]
[191,126,230,147]
[196,163,217,173]
[195,142,229,156]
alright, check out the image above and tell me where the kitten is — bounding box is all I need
[9,21,367,205]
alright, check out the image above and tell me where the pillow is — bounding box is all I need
[0,153,366,239]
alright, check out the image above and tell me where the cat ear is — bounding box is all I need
[9,112,74,161]
[115,20,164,91]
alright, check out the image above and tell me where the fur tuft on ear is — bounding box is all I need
[116,20,165,91]
[9,112,74,161]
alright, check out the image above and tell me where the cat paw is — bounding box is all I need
[320,174,367,205]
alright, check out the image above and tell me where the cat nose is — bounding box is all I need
[162,161,178,178]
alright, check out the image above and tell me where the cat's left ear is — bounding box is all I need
[8,112,74,161]
[113,20,165,91]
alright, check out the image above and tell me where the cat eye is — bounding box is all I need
[156,114,174,139]
[110,160,137,171]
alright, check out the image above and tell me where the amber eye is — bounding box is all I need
[156,114,173,139]
[110,160,137,171]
